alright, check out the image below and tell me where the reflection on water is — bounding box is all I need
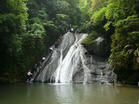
[54,84,74,104]
[0,83,139,104]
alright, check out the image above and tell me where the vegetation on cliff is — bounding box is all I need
[0,0,139,84]
[82,0,139,84]
[0,0,80,83]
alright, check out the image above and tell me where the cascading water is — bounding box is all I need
[36,32,116,84]
[51,34,89,83]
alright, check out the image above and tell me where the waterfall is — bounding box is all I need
[36,32,116,84]
[79,45,91,84]
[51,33,88,83]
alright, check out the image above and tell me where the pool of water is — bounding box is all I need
[0,83,139,104]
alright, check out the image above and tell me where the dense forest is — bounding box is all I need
[0,0,139,84]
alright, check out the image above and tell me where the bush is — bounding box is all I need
[91,7,107,26]
[109,15,139,82]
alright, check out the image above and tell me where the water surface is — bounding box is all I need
[0,83,139,104]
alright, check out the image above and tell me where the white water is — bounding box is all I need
[79,45,91,84]
[36,32,116,83]
[51,34,88,83]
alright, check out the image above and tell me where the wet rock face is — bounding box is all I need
[36,32,116,84]
[72,54,117,84]
[36,50,61,82]
[91,37,107,57]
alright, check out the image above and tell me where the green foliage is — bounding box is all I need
[91,7,107,26]
[82,31,98,54]
[82,0,139,83]
[55,0,70,14]
[37,9,48,21]
[0,0,84,83]
[0,0,138,84]
[105,2,125,22]
[22,33,46,63]
[56,14,70,22]
[56,14,70,30]
[0,0,28,83]
[104,21,112,31]
[104,0,137,32]
[28,23,45,35]
[82,31,98,45]
[91,0,107,13]
[78,0,92,23]
[80,21,93,32]
[109,15,139,82]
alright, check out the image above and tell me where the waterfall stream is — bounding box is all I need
[36,32,116,84]
[51,33,89,83]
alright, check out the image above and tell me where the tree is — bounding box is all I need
[0,0,28,82]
